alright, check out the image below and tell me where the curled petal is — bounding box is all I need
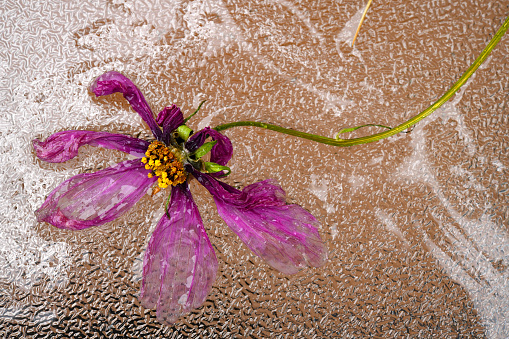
[36,159,157,230]
[90,71,162,139]
[192,170,328,275]
[185,127,233,166]
[140,183,217,324]
[33,130,150,163]
[156,104,184,144]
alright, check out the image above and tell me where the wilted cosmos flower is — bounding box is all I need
[33,71,328,324]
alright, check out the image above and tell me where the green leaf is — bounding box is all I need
[176,125,193,141]
[193,140,217,159]
[204,162,231,176]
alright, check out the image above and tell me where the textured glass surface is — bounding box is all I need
[1,0,508,337]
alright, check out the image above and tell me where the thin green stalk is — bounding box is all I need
[214,16,509,147]
[184,100,206,124]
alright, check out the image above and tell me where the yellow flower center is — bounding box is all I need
[141,141,187,188]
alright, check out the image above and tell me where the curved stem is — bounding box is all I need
[214,16,509,147]
[352,0,373,47]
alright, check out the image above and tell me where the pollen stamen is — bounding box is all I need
[142,141,186,188]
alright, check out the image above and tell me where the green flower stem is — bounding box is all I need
[214,16,509,147]
[184,100,206,124]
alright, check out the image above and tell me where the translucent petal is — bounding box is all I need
[140,183,218,324]
[36,159,156,230]
[33,130,150,163]
[192,170,328,274]
[90,71,163,139]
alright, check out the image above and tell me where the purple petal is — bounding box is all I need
[36,159,157,230]
[140,183,217,324]
[156,104,184,144]
[192,170,328,275]
[185,127,233,166]
[33,130,150,163]
[90,71,162,139]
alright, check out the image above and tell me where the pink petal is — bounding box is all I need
[192,170,328,275]
[36,159,157,230]
[156,104,184,144]
[216,202,327,274]
[140,183,218,325]
[33,130,150,163]
[90,71,163,139]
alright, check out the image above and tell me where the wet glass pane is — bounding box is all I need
[1,0,508,337]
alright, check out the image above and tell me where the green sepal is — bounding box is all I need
[164,191,172,219]
[177,125,193,141]
[193,140,217,159]
[204,162,231,177]
[334,124,392,140]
